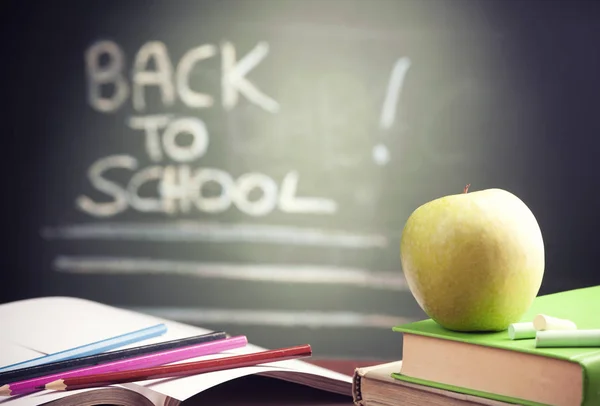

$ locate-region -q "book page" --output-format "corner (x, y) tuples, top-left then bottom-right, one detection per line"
(0, 297), (352, 402)
(0, 384), (161, 406)
(0, 341), (45, 367)
(126, 342), (353, 401)
(359, 361), (403, 382)
(0, 297), (211, 354)
(0, 387), (105, 406)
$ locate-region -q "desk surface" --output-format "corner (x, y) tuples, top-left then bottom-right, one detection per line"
(185, 359), (386, 405)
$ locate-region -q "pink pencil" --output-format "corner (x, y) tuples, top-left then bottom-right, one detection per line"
(0, 336), (247, 396)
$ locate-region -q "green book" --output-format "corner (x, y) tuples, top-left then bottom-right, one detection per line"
(392, 285), (600, 406)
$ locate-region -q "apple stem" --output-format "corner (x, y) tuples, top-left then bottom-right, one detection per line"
(463, 184), (471, 194)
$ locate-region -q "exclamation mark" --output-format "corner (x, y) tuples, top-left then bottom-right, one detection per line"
(374, 57), (412, 166)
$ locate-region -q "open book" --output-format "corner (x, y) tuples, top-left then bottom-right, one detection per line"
(0, 297), (353, 406)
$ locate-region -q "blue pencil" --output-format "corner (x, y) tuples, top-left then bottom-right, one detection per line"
(0, 324), (167, 373)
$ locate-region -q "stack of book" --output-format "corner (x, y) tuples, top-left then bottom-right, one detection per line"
(352, 285), (600, 406)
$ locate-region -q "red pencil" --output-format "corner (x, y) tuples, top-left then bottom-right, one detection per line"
(43, 344), (312, 392)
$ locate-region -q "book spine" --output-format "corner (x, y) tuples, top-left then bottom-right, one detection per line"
(582, 354), (600, 406)
(351, 369), (367, 406)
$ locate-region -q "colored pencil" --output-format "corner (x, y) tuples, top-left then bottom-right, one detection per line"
(0, 336), (247, 396)
(0, 324), (167, 373)
(0, 331), (227, 385)
(43, 344), (312, 392)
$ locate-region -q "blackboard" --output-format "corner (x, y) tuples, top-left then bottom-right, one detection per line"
(5, 0), (600, 360)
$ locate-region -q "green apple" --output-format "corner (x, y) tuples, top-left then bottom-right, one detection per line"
(400, 185), (545, 332)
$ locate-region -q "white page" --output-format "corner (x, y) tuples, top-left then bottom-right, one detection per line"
(0, 297), (197, 353)
(0, 297), (352, 403)
(0, 342), (45, 368)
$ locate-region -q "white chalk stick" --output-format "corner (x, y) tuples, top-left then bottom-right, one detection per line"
(533, 314), (577, 331)
(536, 329), (600, 348)
(508, 322), (537, 340)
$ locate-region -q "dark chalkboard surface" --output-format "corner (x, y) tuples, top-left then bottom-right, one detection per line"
(4, 0), (600, 360)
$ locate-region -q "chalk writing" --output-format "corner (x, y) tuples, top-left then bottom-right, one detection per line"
(221, 41), (280, 113)
(41, 222), (388, 248)
(75, 155), (137, 217)
(79, 39), (413, 221)
(84, 40), (129, 113)
(379, 57), (412, 130)
(53, 255), (407, 290)
(80, 39), (343, 219)
(132, 41), (176, 111)
(123, 306), (412, 329)
(76, 157), (337, 217)
(176, 44), (218, 109)
(373, 57), (412, 166)
(85, 40), (279, 113)
(127, 115), (171, 162)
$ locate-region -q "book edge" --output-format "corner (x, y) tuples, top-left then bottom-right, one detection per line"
(353, 361), (403, 405)
(36, 386), (158, 406)
(352, 366), (367, 405)
(391, 372), (547, 406)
